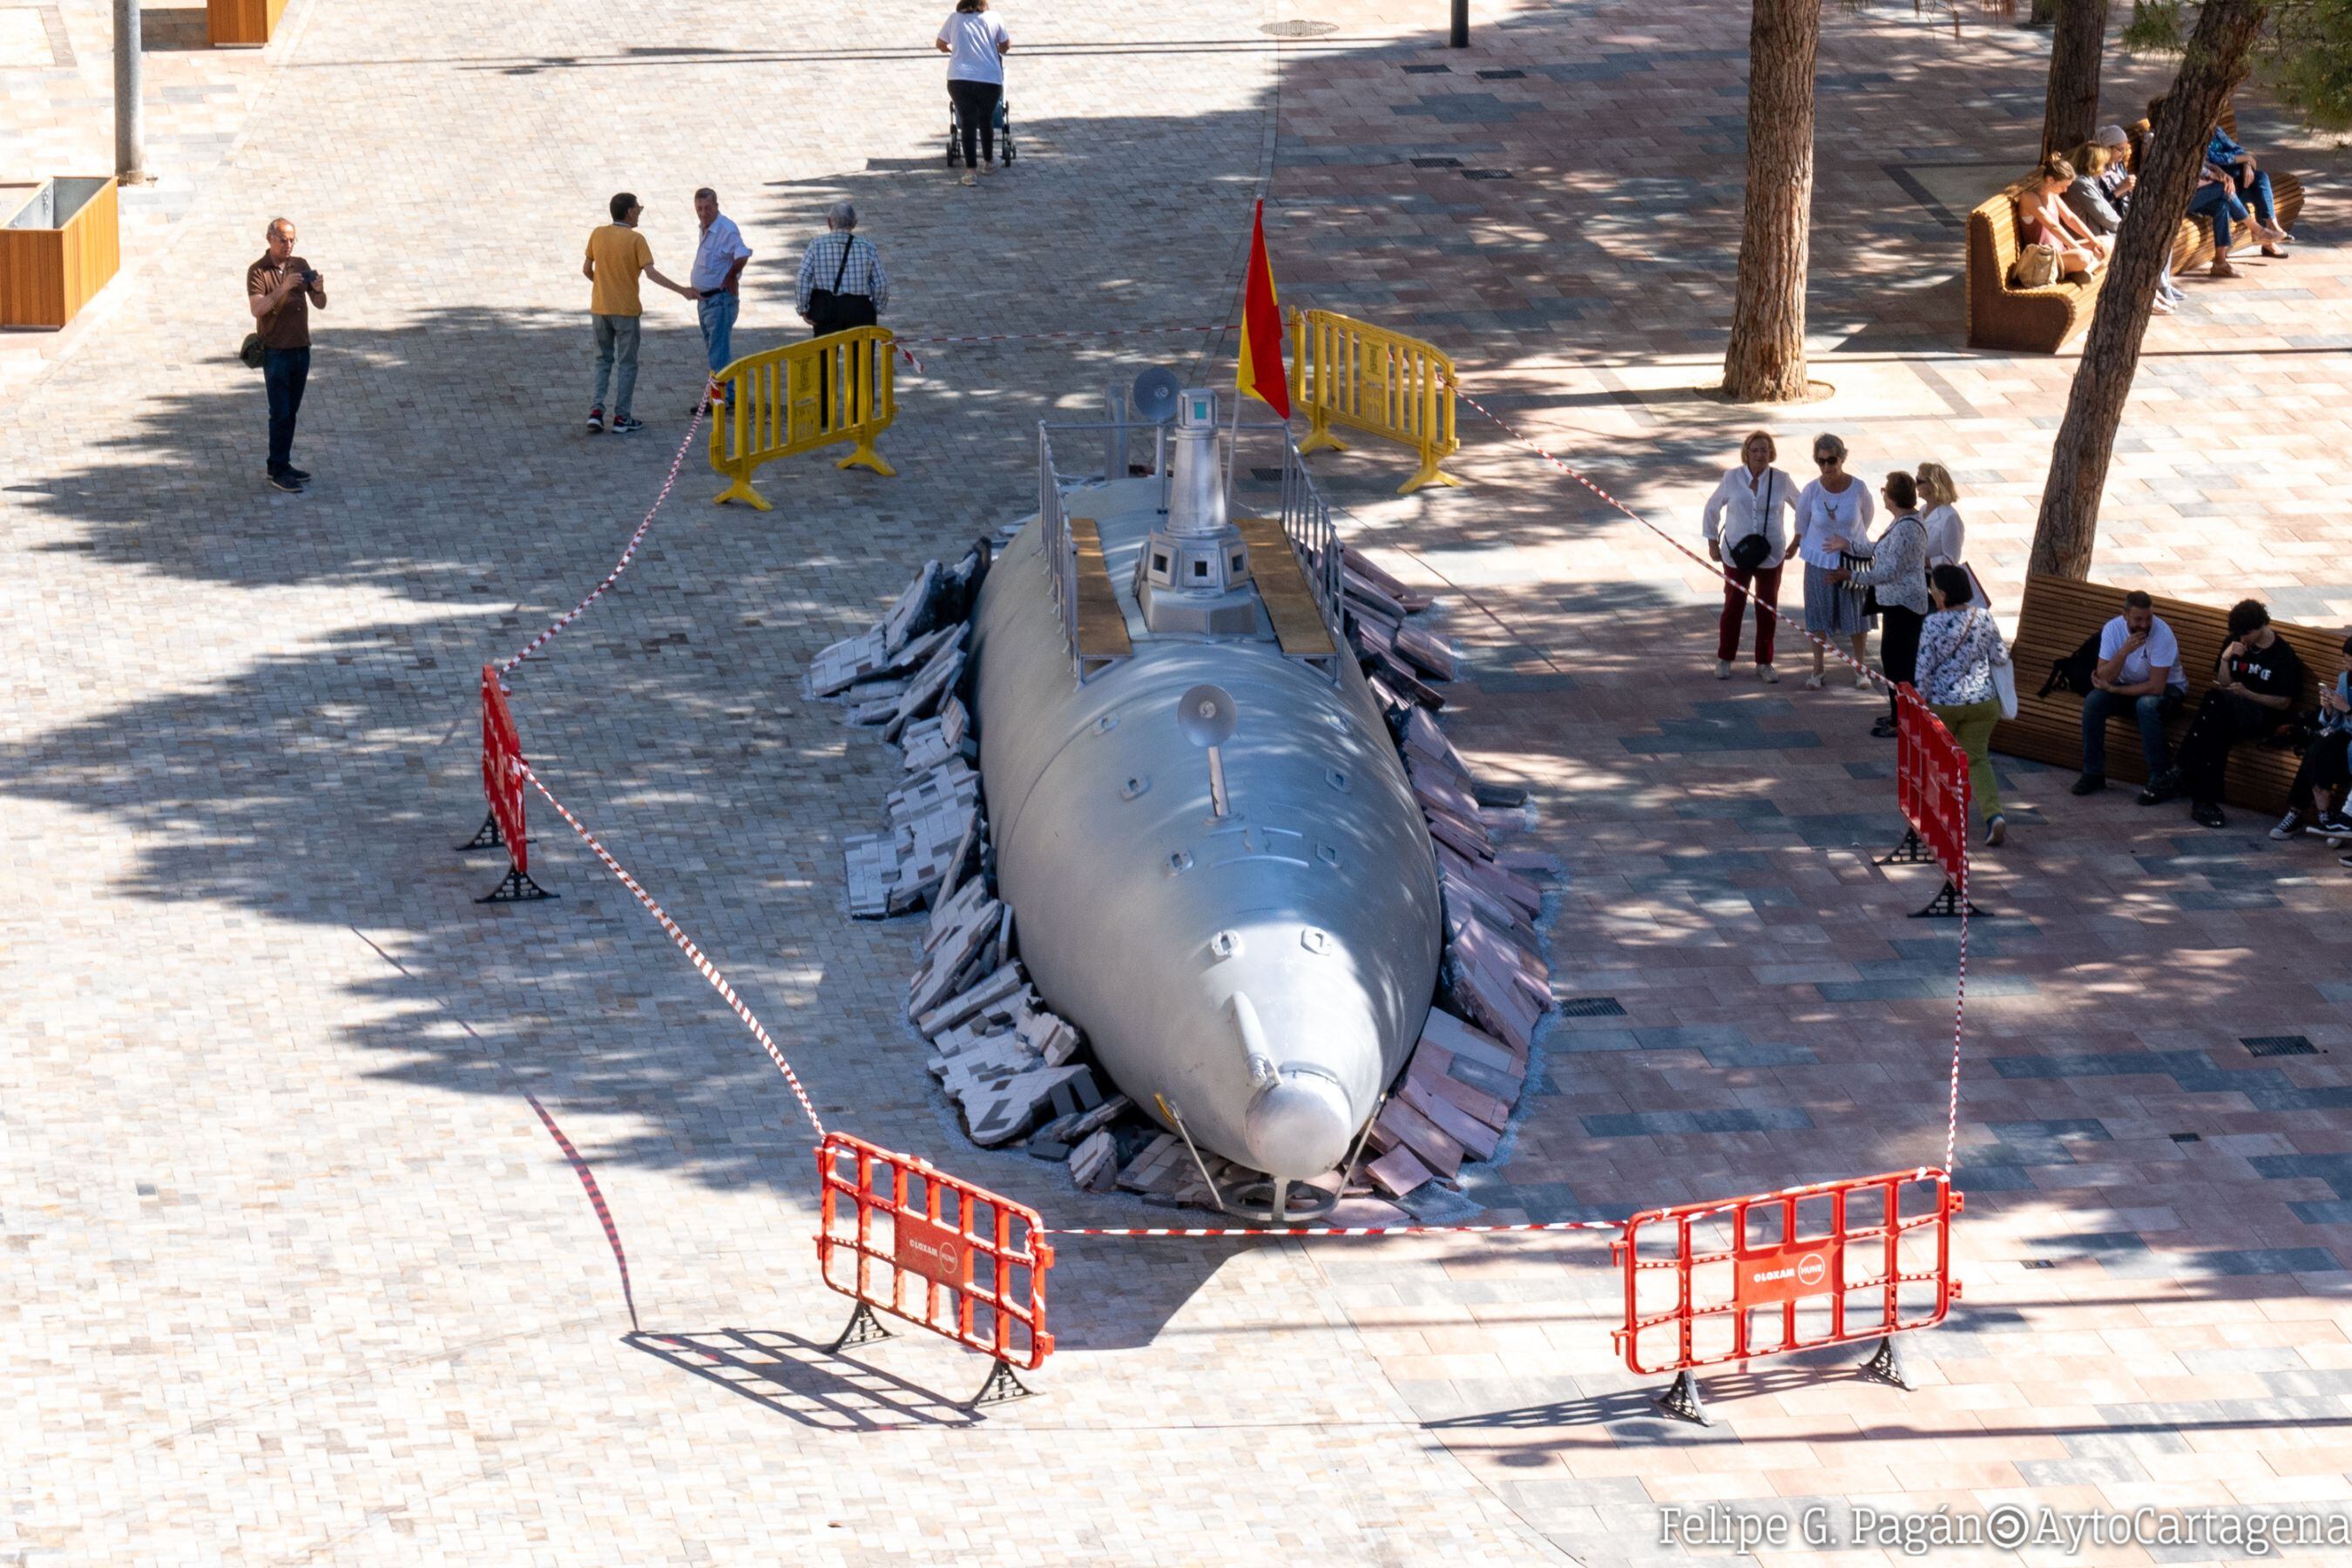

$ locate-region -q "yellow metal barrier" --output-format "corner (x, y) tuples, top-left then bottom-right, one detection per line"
(710, 327), (896, 510)
(1288, 308), (1463, 496)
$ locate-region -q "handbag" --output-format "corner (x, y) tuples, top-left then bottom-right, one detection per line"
(240, 332), (267, 369)
(1726, 470), (1775, 572)
(806, 238), (877, 336)
(1988, 618), (2019, 720)
(2011, 242), (2060, 289)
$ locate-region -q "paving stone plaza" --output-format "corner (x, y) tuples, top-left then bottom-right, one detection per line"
(8, 0), (2352, 1561)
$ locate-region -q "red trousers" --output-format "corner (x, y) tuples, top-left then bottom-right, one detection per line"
(1717, 563), (1782, 664)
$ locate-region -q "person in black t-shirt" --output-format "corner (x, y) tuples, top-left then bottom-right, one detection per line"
(2154, 598), (2307, 828)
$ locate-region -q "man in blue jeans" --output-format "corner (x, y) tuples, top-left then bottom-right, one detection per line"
(2074, 590), (2188, 798)
(245, 218), (326, 493)
(689, 186), (752, 415)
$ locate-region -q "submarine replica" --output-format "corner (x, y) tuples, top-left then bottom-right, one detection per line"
(967, 385), (1445, 1206)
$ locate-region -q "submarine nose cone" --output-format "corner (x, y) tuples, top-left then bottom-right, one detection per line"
(1243, 1070), (1356, 1179)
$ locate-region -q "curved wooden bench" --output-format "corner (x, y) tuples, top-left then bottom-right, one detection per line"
(1992, 574), (2342, 813)
(1965, 109), (2306, 354)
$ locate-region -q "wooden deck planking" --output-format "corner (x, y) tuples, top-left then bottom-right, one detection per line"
(1233, 517), (1338, 659)
(1066, 517), (1133, 660)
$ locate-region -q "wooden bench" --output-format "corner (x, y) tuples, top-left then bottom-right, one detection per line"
(1964, 110), (2306, 354)
(1992, 574), (2342, 812)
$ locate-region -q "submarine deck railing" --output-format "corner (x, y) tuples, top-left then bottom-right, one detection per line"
(1037, 419), (1346, 686)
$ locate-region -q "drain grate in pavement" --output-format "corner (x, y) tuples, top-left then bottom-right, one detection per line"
(1477, 68), (1526, 79)
(1260, 18), (1338, 36)
(1250, 467), (1284, 483)
(2242, 1035), (2319, 1057)
(1463, 168), (1514, 180)
(1558, 996), (1625, 1018)
(2171, 1132), (2202, 1142)
(2022, 1259), (2058, 1269)
(1402, 63), (1451, 74)
(1411, 156), (1463, 168)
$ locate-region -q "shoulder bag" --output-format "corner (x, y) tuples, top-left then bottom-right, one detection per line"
(1727, 473), (1774, 572)
(1984, 612), (2019, 720)
(807, 239), (877, 336)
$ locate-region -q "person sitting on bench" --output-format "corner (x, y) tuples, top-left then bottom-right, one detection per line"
(2074, 589), (2188, 797)
(2207, 118), (2290, 257)
(2152, 598), (2306, 829)
(2019, 154), (2111, 280)
(2275, 634), (2352, 841)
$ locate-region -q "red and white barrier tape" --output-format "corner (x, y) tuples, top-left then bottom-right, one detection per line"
(1443, 377), (1968, 1173)
(1044, 1219), (1624, 1238)
(889, 321), (1238, 378)
(524, 1091), (642, 1332)
(523, 766), (828, 1140)
(501, 403), (709, 675)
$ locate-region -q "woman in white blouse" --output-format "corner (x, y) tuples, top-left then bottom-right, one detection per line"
(1916, 462), (1966, 572)
(1794, 433), (1876, 691)
(1700, 429), (1799, 681)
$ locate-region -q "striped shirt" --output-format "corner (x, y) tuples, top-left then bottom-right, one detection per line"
(794, 232), (889, 317)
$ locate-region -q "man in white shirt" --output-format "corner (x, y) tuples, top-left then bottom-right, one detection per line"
(688, 187), (752, 412)
(2075, 589), (2189, 795)
(1700, 431), (1798, 681)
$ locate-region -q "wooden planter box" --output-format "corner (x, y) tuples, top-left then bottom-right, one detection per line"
(0, 177), (119, 329)
(207, 0), (287, 46)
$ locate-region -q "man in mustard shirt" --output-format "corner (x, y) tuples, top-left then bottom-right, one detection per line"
(584, 192), (694, 434)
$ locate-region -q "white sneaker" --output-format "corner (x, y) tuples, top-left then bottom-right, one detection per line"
(1760, 665), (1779, 684)
(1714, 659), (1733, 679)
(1855, 668), (1873, 690)
(1803, 672), (1824, 691)
(958, 172), (977, 186)
(1984, 814), (2007, 846)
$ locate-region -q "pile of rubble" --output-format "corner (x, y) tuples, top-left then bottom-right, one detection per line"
(811, 535), (1557, 1212)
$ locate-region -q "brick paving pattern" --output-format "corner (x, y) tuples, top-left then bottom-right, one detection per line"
(5, 0), (2350, 1562)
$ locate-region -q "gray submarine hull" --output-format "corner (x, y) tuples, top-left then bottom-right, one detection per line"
(968, 475), (1443, 1179)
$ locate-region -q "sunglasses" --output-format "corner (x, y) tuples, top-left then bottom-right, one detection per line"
(1814, 454), (1838, 464)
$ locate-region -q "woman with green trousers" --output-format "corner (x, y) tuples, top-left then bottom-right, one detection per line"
(1915, 563), (2013, 846)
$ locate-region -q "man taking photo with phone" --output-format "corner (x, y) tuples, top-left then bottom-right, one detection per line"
(247, 217), (326, 494)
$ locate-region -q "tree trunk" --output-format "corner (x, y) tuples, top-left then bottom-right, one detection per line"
(1720, 0), (1820, 402)
(2040, 0), (2111, 158)
(2028, 0), (2268, 580)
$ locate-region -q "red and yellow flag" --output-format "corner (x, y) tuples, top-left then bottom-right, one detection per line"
(1236, 199), (1291, 420)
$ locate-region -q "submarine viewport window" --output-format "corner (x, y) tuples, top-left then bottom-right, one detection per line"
(1193, 560), (1208, 578)
(1152, 552), (1167, 571)
(1230, 553), (1244, 573)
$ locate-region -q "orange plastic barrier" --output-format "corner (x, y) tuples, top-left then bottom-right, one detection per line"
(1612, 1167), (1963, 1423)
(814, 1132), (1054, 1404)
(464, 665), (552, 902)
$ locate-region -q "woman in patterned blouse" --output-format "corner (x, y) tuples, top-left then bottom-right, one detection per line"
(1915, 562), (2014, 846)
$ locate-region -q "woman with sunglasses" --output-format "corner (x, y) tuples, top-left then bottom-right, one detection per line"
(1793, 434), (1875, 690)
(1835, 470), (1932, 740)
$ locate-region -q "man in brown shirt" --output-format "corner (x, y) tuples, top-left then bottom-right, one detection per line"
(246, 217), (327, 492)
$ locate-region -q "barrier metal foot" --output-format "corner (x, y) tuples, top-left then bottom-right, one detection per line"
(1654, 1370), (1711, 1427)
(1876, 828), (1932, 866)
(835, 443), (896, 477)
(1297, 429), (1349, 456)
(1858, 1334), (1913, 1390)
(1397, 463), (1466, 496)
(476, 867), (557, 904)
(1911, 879), (1983, 920)
(829, 1301), (895, 1353)
(969, 1360), (1036, 1408)
(713, 474), (772, 511)
(456, 811), (504, 852)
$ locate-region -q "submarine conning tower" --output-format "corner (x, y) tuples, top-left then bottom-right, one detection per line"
(966, 386), (1444, 1193)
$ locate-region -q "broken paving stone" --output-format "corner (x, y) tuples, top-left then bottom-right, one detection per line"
(882, 560), (942, 654)
(916, 961), (1024, 1037)
(806, 625), (887, 697)
(1070, 1130), (1119, 1192)
(842, 831), (905, 919)
(963, 1064), (1091, 1146)
(1027, 1139), (1071, 1161)
(1116, 1132), (1186, 1194)
(1034, 1092), (1131, 1146)
(1365, 1143), (1436, 1199)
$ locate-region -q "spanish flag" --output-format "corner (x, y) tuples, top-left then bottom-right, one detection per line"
(1236, 200), (1291, 421)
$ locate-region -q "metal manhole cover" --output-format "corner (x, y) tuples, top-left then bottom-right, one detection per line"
(2243, 1035), (2319, 1057)
(1260, 19), (1338, 37)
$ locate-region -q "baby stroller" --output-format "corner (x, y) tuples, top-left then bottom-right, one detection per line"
(945, 92), (1015, 166)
